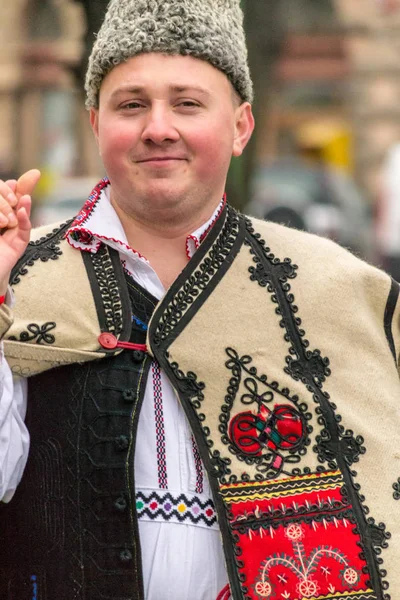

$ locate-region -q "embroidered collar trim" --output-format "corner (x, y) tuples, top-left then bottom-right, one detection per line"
(185, 194), (226, 259)
(66, 178), (226, 261)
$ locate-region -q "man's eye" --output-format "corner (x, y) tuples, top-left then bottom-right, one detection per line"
(121, 102), (143, 109)
(178, 101), (199, 108)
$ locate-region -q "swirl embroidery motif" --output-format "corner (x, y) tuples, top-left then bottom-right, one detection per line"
(9, 322), (56, 345)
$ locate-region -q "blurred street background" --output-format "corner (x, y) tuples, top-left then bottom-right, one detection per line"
(3, 0), (400, 276)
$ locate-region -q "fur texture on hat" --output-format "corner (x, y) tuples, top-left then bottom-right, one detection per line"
(85, 0), (253, 108)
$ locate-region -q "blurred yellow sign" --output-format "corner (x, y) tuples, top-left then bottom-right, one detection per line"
(296, 119), (353, 172)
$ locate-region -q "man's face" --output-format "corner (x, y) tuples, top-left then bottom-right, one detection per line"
(90, 53), (254, 222)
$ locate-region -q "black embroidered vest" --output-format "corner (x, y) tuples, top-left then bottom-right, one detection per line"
(0, 276), (157, 600)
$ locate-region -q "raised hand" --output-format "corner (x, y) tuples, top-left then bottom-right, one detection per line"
(0, 169), (41, 295)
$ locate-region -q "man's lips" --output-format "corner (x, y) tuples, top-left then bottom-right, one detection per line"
(136, 157), (187, 163)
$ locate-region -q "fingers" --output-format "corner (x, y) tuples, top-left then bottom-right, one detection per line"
(5, 180), (17, 194)
(17, 169), (41, 198)
(0, 195), (32, 254)
(16, 195), (32, 231)
(15, 199), (32, 245)
(0, 180), (18, 210)
(0, 169), (39, 231)
(0, 188), (18, 229)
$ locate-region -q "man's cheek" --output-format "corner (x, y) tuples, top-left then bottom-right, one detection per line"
(101, 149), (134, 182)
(197, 144), (232, 177)
(100, 123), (134, 150)
(100, 134), (134, 165)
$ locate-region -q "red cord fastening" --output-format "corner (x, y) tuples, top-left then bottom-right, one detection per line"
(98, 332), (147, 353)
(0, 295), (6, 305)
(216, 584), (231, 600)
(116, 341), (147, 351)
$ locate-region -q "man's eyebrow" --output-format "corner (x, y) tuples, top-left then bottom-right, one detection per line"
(110, 85), (211, 98)
(169, 85), (211, 97)
(110, 86), (145, 98)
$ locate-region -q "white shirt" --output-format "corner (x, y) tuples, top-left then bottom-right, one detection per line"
(0, 181), (228, 599)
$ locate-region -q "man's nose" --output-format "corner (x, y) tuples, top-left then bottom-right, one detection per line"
(141, 106), (180, 144)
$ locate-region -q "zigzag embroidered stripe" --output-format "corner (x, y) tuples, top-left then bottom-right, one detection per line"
(191, 434), (204, 494)
(152, 360), (168, 489)
(135, 491), (217, 528)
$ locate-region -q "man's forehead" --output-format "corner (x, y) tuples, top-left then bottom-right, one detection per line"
(99, 53), (235, 103)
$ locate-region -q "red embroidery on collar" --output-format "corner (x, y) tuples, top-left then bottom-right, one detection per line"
(185, 234), (200, 259)
(67, 182), (226, 262)
(185, 195), (227, 259)
(199, 193), (226, 244)
(66, 178), (147, 259)
(70, 177), (109, 229)
(66, 227), (147, 259)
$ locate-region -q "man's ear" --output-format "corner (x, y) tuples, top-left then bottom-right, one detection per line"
(89, 108), (99, 142)
(232, 103), (255, 157)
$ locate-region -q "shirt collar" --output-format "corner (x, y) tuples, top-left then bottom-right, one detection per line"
(66, 178), (226, 262)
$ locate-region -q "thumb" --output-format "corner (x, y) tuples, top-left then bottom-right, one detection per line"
(16, 169), (41, 198)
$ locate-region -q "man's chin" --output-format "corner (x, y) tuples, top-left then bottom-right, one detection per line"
(140, 184), (190, 206)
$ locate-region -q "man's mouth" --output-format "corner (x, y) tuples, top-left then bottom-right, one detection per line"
(137, 157), (186, 163)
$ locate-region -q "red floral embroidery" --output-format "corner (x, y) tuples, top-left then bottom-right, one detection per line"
(229, 404), (304, 457)
(222, 471), (374, 600)
(228, 403), (306, 477)
(251, 521), (362, 598)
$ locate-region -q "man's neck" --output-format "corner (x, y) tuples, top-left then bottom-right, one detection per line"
(125, 221), (189, 290)
(111, 199), (221, 290)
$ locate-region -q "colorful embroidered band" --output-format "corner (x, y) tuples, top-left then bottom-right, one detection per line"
(135, 491), (218, 528)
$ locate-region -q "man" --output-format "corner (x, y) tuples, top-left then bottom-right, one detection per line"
(0, 1), (400, 599)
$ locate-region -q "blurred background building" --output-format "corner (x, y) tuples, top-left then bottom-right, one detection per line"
(3, 0), (400, 274)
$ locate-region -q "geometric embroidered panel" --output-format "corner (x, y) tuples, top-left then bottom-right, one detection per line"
(221, 471), (376, 599)
(136, 490), (218, 529)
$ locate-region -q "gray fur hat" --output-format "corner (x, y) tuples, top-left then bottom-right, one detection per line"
(85, 0), (253, 108)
